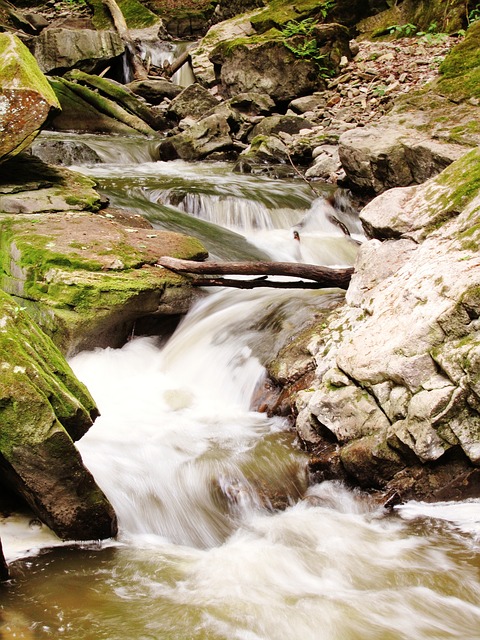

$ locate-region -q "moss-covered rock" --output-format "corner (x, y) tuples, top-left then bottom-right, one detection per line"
(87, 0), (158, 30)
(0, 33), (60, 163)
(49, 77), (157, 137)
(0, 289), (117, 540)
(0, 154), (102, 214)
(437, 20), (480, 102)
(0, 187), (207, 354)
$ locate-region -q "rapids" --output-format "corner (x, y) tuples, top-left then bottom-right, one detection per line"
(1, 135), (480, 640)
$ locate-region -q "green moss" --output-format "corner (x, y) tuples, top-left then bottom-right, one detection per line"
(211, 29), (283, 58)
(250, 0), (327, 34)
(0, 290), (97, 451)
(87, 0), (158, 29)
(0, 33), (59, 109)
(437, 21), (480, 101)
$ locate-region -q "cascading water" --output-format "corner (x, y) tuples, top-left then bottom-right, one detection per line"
(138, 40), (196, 86)
(1, 134), (480, 639)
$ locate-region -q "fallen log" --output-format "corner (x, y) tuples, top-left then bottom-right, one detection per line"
(156, 257), (353, 289)
(163, 48), (191, 78)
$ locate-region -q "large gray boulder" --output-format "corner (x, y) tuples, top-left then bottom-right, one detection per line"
(167, 83), (219, 121)
(158, 113), (233, 160)
(0, 33), (60, 163)
(338, 126), (466, 194)
(0, 289), (117, 540)
(33, 28), (124, 75)
(294, 149), (480, 501)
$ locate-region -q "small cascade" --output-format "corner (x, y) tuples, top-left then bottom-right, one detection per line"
(138, 39), (196, 86)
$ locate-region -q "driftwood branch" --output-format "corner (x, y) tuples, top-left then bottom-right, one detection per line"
(156, 257), (353, 290)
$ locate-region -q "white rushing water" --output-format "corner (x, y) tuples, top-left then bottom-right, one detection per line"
(1, 151), (480, 640)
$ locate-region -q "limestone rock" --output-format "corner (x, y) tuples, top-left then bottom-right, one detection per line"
(0, 155), (102, 214)
(248, 115), (314, 142)
(167, 83), (219, 121)
(0, 289), (117, 540)
(190, 11), (257, 87)
(0, 33), (60, 163)
(290, 150), (480, 500)
(34, 28), (124, 75)
(338, 126), (466, 194)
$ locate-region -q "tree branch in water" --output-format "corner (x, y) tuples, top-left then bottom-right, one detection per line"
(156, 257), (353, 290)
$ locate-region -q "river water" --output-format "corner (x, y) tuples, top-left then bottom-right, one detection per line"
(1, 135), (480, 639)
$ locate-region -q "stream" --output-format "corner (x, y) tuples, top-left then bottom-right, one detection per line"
(1, 134), (480, 639)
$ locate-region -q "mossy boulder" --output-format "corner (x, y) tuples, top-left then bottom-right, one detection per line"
(0, 289), (117, 540)
(0, 158), (208, 354)
(48, 77), (144, 136)
(0, 33), (60, 164)
(158, 113), (234, 161)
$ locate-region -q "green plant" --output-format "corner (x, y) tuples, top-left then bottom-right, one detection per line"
(282, 18), (317, 37)
(372, 84), (387, 97)
(468, 4), (480, 24)
(319, 0), (335, 20)
(386, 22), (418, 37)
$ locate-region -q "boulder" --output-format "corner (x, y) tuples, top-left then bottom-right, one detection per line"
(292, 149), (480, 501)
(33, 28), (125, 75)
(190, 11), (257, 87)
(0, 33), (60, 163)
(0, 154), (102, 214)
(0, 289), (117, 540)
(127, 78), (183, 103)
(158, 113), (233, 161)
(234, 134), (289, 174)
(167, 83), (219, 121)
(228, 92), (275, 116)
(338, 126), (465, 194)
(210, 37), (321, 103)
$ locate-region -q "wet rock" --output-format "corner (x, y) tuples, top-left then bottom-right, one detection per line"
(167, 83), (219, 122)
(33, 27), (124, 75)
(31, 138), (103, 166)
(234, 134), (289, 174)
(127, 78), (183, 104)
(0, 33), (60, 163)
(0, 289), (117, 540)
(0, 154), (102, 214)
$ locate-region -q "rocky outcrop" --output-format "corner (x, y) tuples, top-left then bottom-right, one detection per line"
(290, 150), (480, 501)
(0, 289), (117, 540)
(0, 33), (60, 164)
(0, 154), (207, 354)
(33, 27), (125, 75)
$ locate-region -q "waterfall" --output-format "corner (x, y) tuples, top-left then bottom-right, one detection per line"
(2, 139), (480, 640)
(138, 40), (196, 86)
